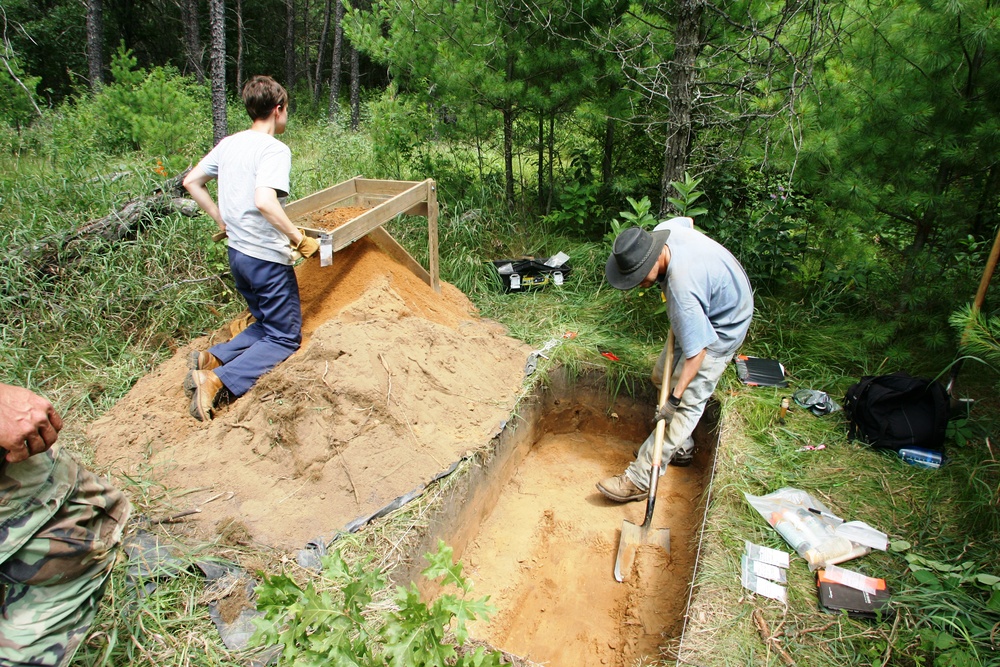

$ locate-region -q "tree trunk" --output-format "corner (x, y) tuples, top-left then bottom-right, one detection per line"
(235, 0), (245, 93)
(350, 45), (360, 130)
(658, 0), (703, 217)
(303, 0), (313, 94)
(602, 117), (614, 187)
(547, 113), (554, 214)
(972, 164), (999, 239)
(208, 0), (228, 145)
(537, 113), (544, 209)
(898, 162), (951, 307)
(86, 0), (104, 89)
(503, 106), (515, 207)
(327, 0), (344, 121)
(285, 0), (295, 92)
(314, 0), (332, 103)
(502, 49), (516, 208)
(180, 0), (204, 84)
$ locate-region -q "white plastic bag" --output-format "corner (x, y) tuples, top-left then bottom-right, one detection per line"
(744, 487), (870, 570)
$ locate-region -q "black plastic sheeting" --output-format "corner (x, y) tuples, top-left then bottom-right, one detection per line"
(294, 455), (466, 570)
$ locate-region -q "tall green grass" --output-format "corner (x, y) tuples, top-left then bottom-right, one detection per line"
(1, 94), (997, 666)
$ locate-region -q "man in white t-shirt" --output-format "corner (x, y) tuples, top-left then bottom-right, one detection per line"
(182, 76), (319, 421)
(598, 220), (753, 502)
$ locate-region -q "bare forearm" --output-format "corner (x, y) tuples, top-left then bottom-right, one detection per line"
(255, 188), (303, 245)
(188, 186), (224, 230)
(673, 349), (707, 399)
(183, 167), (225, 232)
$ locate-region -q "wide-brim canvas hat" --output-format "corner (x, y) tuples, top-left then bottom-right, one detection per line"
(605, 226), (671, 290)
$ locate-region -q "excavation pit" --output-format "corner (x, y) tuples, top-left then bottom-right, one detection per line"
(398, 370), (720, 667)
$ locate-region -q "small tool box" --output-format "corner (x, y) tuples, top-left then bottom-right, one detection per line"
(491, 254), (572, 292)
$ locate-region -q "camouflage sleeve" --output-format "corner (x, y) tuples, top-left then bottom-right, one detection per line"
(0, 447), (130, 667)
(1, 448), (72, 564)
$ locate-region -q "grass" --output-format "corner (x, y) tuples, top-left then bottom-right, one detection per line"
(2, 113), (998, 666)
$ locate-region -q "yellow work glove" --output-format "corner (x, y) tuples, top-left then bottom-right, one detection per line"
(293, 232), (320, 259)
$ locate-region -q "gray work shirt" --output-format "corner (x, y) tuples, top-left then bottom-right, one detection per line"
(656, 222), (753, 359)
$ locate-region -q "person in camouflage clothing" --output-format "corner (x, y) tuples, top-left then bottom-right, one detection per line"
(0, 382), (130, 666)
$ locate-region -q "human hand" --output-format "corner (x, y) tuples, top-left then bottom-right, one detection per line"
(0, 383), (63, 463)
(294, 232), (320, 259)
(652, 396), (680, 424)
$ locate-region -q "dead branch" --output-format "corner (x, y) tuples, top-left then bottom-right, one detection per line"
(151, 508), (202, 524)
(63, 196), (201, 246)
(1, 8), (43, 118)
(753, 609), (796, 667)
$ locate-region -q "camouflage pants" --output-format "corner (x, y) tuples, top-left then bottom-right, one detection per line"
(0, 448), (130, 667)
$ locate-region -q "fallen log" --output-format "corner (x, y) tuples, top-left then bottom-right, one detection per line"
(63, 195), (200, 245)
(11, 169), (199, 277)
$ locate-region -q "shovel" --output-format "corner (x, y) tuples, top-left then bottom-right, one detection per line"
(614, 330), (673, 582)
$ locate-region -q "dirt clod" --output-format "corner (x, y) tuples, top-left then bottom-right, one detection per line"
(216, 518), (253, 546)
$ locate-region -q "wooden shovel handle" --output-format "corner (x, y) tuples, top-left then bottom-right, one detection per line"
(643, 329), (674, 527)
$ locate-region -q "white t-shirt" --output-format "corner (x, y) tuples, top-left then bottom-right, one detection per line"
(197, 130), (293, 265)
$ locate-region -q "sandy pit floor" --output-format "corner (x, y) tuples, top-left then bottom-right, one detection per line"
(461, 408), (712, 667)
(88, 231), (532, 551)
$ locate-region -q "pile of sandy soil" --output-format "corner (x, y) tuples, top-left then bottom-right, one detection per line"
(89, 235), (532, 551)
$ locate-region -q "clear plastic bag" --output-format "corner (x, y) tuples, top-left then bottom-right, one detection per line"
(744, 487), (870, 570)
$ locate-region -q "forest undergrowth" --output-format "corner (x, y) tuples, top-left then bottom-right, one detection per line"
(1, 101), (998, 666)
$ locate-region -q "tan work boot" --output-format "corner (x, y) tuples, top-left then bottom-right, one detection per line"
(184, 351), (222, 396)
(189, 369), (223, 422)
(596, 474), (648, 503)
(189, 350), (222, 371)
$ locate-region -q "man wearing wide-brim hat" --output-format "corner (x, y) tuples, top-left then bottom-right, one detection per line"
(598, 218), (753, 502)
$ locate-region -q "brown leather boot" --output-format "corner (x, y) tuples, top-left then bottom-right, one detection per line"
(596, 474), (648, 503)
(189, 369), (223, 421)
(189, 350), (222, 371)
(184, 351), (222, 396)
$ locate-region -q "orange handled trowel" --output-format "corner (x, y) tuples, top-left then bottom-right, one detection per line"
(614, 330), (673, 582)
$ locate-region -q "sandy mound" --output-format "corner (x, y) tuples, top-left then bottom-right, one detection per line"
(89, 236), (532, 550)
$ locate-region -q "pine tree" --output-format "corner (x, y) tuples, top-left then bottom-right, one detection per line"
(797, 0), (1000, 296)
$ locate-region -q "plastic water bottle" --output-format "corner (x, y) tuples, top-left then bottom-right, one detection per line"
(770, 511), (810, 551)
(898, 448), (943, 469)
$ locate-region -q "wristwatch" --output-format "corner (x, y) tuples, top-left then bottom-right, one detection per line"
(668, 393), (681, 407)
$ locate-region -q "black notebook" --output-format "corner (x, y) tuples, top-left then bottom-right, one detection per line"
(817, 570), (893, 620)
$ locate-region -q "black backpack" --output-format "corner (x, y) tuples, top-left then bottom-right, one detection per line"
(843, 372), (951, 453)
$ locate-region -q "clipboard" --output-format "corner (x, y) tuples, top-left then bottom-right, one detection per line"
(735, 355), (788, 387)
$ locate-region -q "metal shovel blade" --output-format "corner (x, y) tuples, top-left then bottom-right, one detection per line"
(613, 328), (674, 583)
(614, 521), (670, 582)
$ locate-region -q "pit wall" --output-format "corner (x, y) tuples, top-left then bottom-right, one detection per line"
(392, 367), (721, 590)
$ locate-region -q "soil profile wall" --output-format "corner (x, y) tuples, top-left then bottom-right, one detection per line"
(395, 368), (721, 667)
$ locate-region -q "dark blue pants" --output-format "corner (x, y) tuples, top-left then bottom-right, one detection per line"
(210, 248), (302, 397)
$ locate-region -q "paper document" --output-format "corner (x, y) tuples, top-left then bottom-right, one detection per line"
(835, 521), (888, 551)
